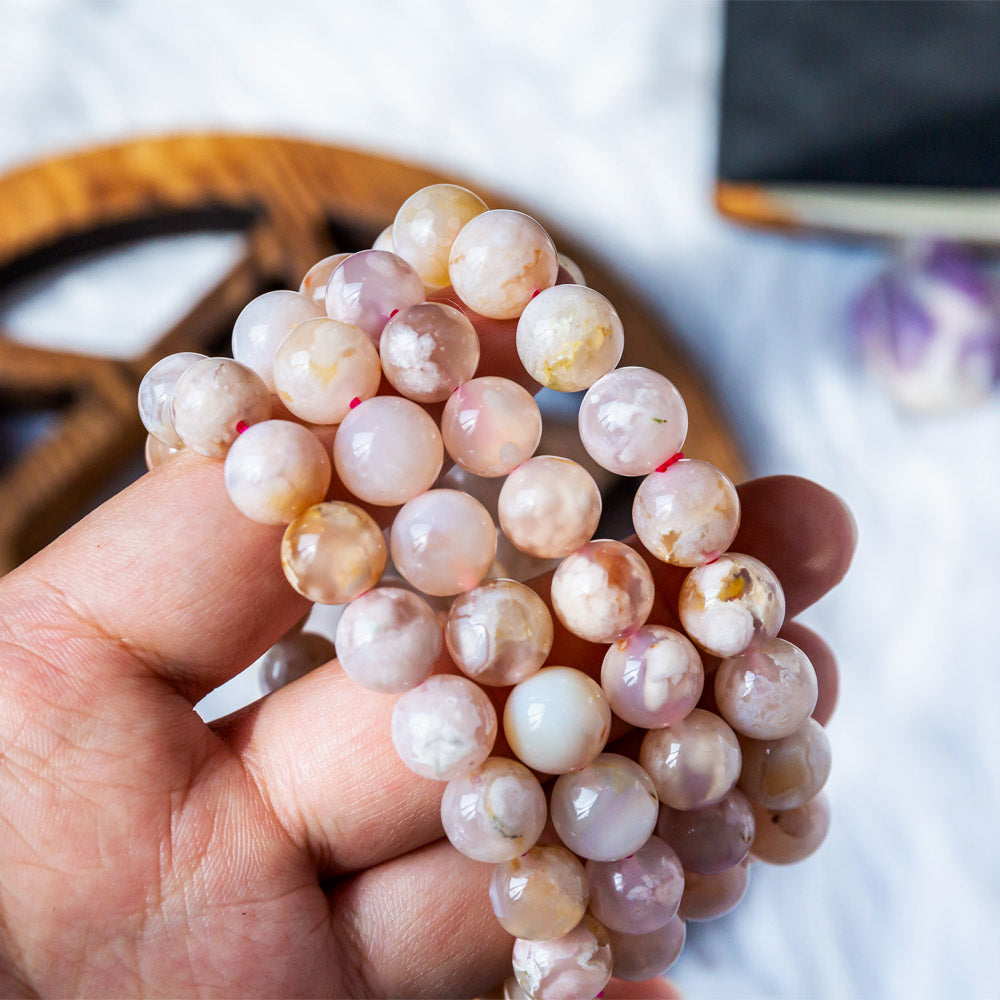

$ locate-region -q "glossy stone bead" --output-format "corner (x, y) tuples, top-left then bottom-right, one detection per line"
(678, 857), (750, 921)
(715, 637), (818, 739)
(639, 709), (742, 811)
(549, 539), (655, 644)
(232, 290), (323, 391)
(512, 913), (613, 1000)
(224, 419), (332, 524)
(258, 632), (335, 694)
(503, 977), (532, 1000)
(657, 788), (755, 875)
(578, 366), (688, 475)
(333, 396), (443, 505)
(556, 252), (586, 285)
(586, 835), (684, 934)
(372, 225), (394, 252)
(632, 458), (740, 566)
(445, 578), (553, 686)
(504, 666), (611, 774)
(171, 357), (272, 458)
(379, 301), (480, 402)
(441, 376), (542, 477)
(299, 252), (352, 304)
(144, 434), (182, 470)
(751, 792), (831, 865)
(334, 587), (442, 693)
(600, 625), (704, 729)
(390, 674), (497, 780)
(606, 915), (686, 981)
(441, 757), (547, 862)
(138, 351), (205, 447)
(678, 553), (785, 657)
(498, 456), (602, 559)
(281, 501), (386, 604)
(516, 284), (625, 392)
(738, 718), (832, 810)
(551, 753), (659, 862)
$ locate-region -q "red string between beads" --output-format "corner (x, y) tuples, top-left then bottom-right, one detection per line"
(349, 397), (361, 409)
(389, 309), (399, 319)
(655, 451), (684, 473)
(235, 420), (249, 435)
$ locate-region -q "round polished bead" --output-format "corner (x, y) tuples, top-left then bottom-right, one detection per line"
(504, 666), (611, 774)
(490, 845), (588, 941)
(551, 753), (659, 861)
(272, 317), (381, 425)
(441, 757), (547, 862)
(678, 553), (785, 657)
(550, 540), (655, 644)
(578, 366), (688, 475)
(334, 587), (442, 693)
(516, 284), (625, 392)
(299, 252), (352, 305)
(449, 209), (558, 320)
(441, 376), (542, 477)
(371, 225), (394, 252)
(171, 357), (272, 458)
(379, 301), (480, 403)
(751, 792), (831, 865)
(556, 252), (586, 285)
(639, 709), (742, 811)
(325, 249), (425, 345)
(678, 857), (751, 921)
(144, 434), (182, 470)
(390, 674), (497, 781)
(738, 718), (832, 810)
(503, 977), (532, 1000)
(333, 396), (443, 505)
(715, 637), (818, 739)
(512, 913), (613, 1000)
(606, 915), (686, 981)
(600, 625), (704, 729)
(258, 632), (335, 694)
(657, 788), (755, 875)
(224, 420), (332, 525)
(138, 351), (205, 447)
(281, 501), (386, 604)
(633, 459), (740, 566)
(392, 184), (488, 289)
(232, 290), (323, 391)
(445, 579), (553, 686)
(498, 456), (602, 559)
(586, 835), (684, 934)
(389, 489), (497, 597)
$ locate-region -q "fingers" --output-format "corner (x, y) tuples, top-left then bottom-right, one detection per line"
(782, 620), (839, 726)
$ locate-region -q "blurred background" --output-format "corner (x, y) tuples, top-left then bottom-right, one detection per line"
(2, 1), (999, 996)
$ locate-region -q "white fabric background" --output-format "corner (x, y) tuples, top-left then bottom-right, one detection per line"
(2, 2), (999, 997)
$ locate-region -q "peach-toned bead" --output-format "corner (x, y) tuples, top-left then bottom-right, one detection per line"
(751, 792), (831, 865)
(299, 253), (351, 305)
(232, 290), (323, 391)
(738, 718), (832, 810)
(657, 788), (755, 874)
(371, 225), (394, 251)
(556, 252), (586, 285)
(144, 434), (182, 470)
(281, 502), (386, 604)
(138, 351), (205, 447)
(678, 858), (750, 921)
(512, 913), (613, 1000)
(606, 915), (686, 981)
(503, 977), (532, 1000)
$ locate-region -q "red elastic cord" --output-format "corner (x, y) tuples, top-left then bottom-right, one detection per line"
(235, 420), (249, 435)
(349, 397), (361, 409)
(655, 451), (684, 473)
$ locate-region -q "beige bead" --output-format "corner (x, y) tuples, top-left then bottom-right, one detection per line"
(738, 718), (832, 809)
(751, 792), (831, 865)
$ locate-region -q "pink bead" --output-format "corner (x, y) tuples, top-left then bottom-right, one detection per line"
(657, 788), (755, 874)
(299, 253), (351, 305)
(738, 718), (832, 810)
(606, 915), (686, 981)
(751, 792), (831, 865)
(138, 351), (205, 447)
(678, 857), (751, 921)
(600, 625), (704, 729)
(512, 913), (613, 1000)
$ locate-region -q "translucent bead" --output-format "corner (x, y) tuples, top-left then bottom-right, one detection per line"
(678, 857), (750, 921)
(657, 788), (755, 875)
(512, 913), (613, 1000)
(144, 434), (181, 470)
(281, 501), (386, 604)
(549, 539), (655, 644)
(445, 578), (553, 686)
(390, 674), (496, 781)
(678, 553), (785, 657)
(606, 915), (686, 981)
(498, 456), (602, 559)
(503, 977), (532, 1000)
(600, 625), (704, 729)
(586, 835), (684, 934)
(392, 183), (488, 289)
(556, 252), (586, 285)
(632, 459), (740, 566)
(325, 249), (425, 345)
(751, 792), (831, 865)
(334, 587), (441, 693)
(441, 757), (547, 862)
(232, 290), (323, 391)
(577, 366), (688, 476)
(389, 489), (497, 597)
(272, 317), (381, 425)
(441, 376), (542, 477)
(551, 753), (659, 862)
(715, 637), (818, 739)
(738, 718), (832, 810)
(224, 420), (331, 525)
(379, 302), (480, 402)
(171, 357), (272, 458)
(490, 844), (588, 941)
(504, 666), (611, 774)
(333, 396), (443, 506)
(138, 351), (205, 447)
(449, 209), (558, 320)
(639, 709), (742, 811)
(516, 285), (625, 392)
(299, 252), (352, 305)
(258, 632), (335, 693)
(371, 225), (394, 252)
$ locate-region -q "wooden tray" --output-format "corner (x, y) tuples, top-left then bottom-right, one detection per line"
(0, 133), (746, 574)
